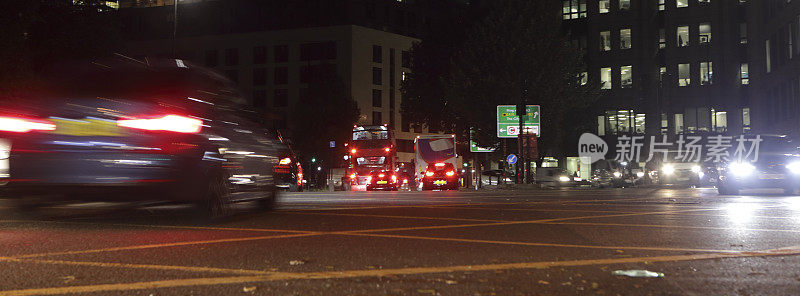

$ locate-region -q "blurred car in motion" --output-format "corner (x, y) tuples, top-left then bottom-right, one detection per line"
(365, 170), (399, 191)
(658, 162), (704, 186)
(0, 57), (286, 218)
(717, 136), (800, 195)
(536, 167), (589, 188)
(421, 162), (459, 190)
(273, 137), (303, 192)
(480, 169), (514, 186)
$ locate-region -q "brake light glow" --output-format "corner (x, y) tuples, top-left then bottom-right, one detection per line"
(435, 163), (446, 167)
(446, 171), (455, 176)
(378, 173), (385, 178)
(384, 147), (391, 152)
(391, 175), (397, 183)
(350, 148), (357, 154)
(350, 173), (356, 179)
(279, 157), (292, 165)
(118, 115), (202, 133)
(0, 116), (56, 133)
(425, 171), (434, 177)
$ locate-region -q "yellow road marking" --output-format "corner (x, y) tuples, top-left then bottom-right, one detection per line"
(3, 258), (276, 276)
(541, 221), (800, 233)
(2, 245), (799, 296)
(11, 233), (322, 259)
(0, 219), (318, 234)
(342, 232), (737, 253)
(282, 211), (506, 223)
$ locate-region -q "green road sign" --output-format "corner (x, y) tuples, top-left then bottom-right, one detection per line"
(470, 139), (495, 152)
(497, 105), (540, 138)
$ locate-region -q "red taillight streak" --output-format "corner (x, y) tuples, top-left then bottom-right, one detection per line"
(279, 157), (292, 165)
(0, 116), (56, 133)
(118, 115), (202, 134)
(384, 147), (390, 152)
(425, 171), (434, 177)
(350, 148), (357, 154)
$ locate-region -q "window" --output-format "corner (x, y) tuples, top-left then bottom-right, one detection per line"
(677, 26), (689, 47)
(620, 29), (632, 49)
(661, 113), (668, 134)
(658, 0), (665, 11)
(635, 113), (645, 134)
(740, 23), (748, 44)
(678, 63), (690, 86)
(204, 49), (218, 67)
(659, 67), (667, 82)
(300, 65), (311, 83)
(274, 67), (288, 85)
(674, 113), (684, 133)
(253, 68), (266, 86)
(372, 111), (383, 125)
(711, 109), (727, 132)
(677, 0), (688, 7)
(597, 116), (605, 136)
(659, 28), (665, 49)
(766, 40), (772, 73)
(599, 0), (610, 13)
(372, 45), (382, 63)
(389, 90), (396, 110)
(742, 107), (751, 133)
(562, 0), (587, 19)
(300, 42), (337, 61)
(401, 50), (410, 68)
(700, 62), (713, 85)
(373, 67), (382, 85)
(789, 26), (794, 58)
(699, 23), (711, 44)
(600, 31), (611, 51)
(372, 89), (382, 107)
(273, 89), (288, 107)
(224, 48), (238, 66)
(603, 110), (643, 134)
(619, 0), (630, 10)
(740, 63), (749, 85)
(580, 72), (588, 85)
(274, 45), (288, 63)
(620, 65), (632, 88)
(600, 67), (612, 89)
(253, 46), (266, 64)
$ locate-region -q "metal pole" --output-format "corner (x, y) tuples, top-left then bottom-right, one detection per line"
(172, 0), (178, 57)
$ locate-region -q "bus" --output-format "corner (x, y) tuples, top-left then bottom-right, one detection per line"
(345, 125), (396, 190)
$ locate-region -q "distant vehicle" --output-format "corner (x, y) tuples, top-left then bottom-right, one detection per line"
(273, 140), (303, 192)
(658, 162), (704, 186)
(536, 168), (587, 188)
(481, 169), (514, 186)
(414, 134), (458, 189)
(346, 125), (395, 191)
(421, 162), (459, 190)
(717, 136), (800, 195)
(0, 57), (283, 219)
(365, 170), (399, 191)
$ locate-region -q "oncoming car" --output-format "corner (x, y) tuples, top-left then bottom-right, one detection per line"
(717, 136), (800, 195)
(0, 57), (284, 219)
(365, 170), (399, 191)
(421, 162), (459, 190)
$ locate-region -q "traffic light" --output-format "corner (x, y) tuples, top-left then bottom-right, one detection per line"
(311, 158), (316, 163)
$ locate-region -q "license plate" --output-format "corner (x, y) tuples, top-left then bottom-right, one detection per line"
(377, 180), (388, 184)
(759, 173), (785, 180)
(434, 180), (447, 185)
(50, 118), (122, 136)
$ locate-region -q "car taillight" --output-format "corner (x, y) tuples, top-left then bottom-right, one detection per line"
(446, 171), (455, 176)
(425, 171), (434, 177)
(117, 115), (202, 133)
(350, 173), (356, 179)
(279, 157), (291, 165)
(350, 148), (357, 154)
(435, 163), (446, 167)
(0, 116), (56, 133)
(384, 147), (391, 152)
(391, 175), (397, 183)
(378, 173), (385, 178)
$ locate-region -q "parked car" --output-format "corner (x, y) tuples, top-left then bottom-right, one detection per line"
(421, 162), (459, 190)
(0, 57), (285, 219)
(365, 170), (399, 191)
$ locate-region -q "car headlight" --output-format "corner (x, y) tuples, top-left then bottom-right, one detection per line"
(612, 171), (622, 178)
(559, 176), (571, 182)
(636, 172), (645, 178)
(787, 162), (800, 174)
(728, 162), (755, 177)
(691, 165), (701, 173)
(662, 164), (675, 175)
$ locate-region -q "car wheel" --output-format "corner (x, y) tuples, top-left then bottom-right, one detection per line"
(257, 187), (278, 211)
(200, 173), (232, 221)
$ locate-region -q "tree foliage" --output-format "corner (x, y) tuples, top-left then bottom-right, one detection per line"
(289, 66), (360, 165)
(402, 0), (597, 159)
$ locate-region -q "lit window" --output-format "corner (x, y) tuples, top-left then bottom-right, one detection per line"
(700, 62), (713, 85)
(658, 0), (665, 11)
(711, 109), (727, 133)
(678, 63), (690, 86)
(699, 23), (711, 44)
(599, 0), (610, 13)
(677, 0), (688, 7)
(562, 0), (587, 19)
(677, 26), (689, 47)
(597, 116), (605, 136)
(635, 113), (645, 134)
(740, 63), (749, 85)
(620, 65), (633, 88)
(659, 28), (665, 49)
(620, 29), (632, 49)
(739, 23), (747, 44)
(674, 114), (684, 133)
(600, 67), (612, 89)
(600, 31), (611, 51)
(660, 113), (668, 134)
(698, 0), (710, 4)
(619, 0), (630, 10)
(579, 72), (588, 85)
(659, 67), (667, 82)
(742, 108), (751, 133)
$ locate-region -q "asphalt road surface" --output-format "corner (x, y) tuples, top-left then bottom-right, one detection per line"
(2, 187), (800, 295)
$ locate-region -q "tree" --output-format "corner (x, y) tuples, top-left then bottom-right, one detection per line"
(289, 65), (360, 167)
(0, 0), (121, 96)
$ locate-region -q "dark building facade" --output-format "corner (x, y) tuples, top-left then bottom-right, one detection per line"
(562, 0), (755, 137)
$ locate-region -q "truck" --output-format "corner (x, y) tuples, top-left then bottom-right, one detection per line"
(345, 125), (396, 191)
(414, 134), (459, 189)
